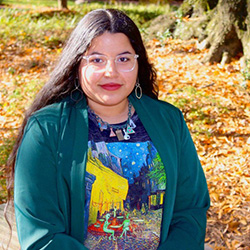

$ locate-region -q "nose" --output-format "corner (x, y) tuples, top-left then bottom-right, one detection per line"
(104, 59), (118, 76)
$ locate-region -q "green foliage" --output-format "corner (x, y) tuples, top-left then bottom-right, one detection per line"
(123, 4), (165, 24)
(147, 152), (166, 187)
(241, 59), (250, 81)
(0, 7), (80, 48)
(0, 76), (44, 202)
(0, 2), (167, 49)
(166, 86), (228, 136)
(2, 0), (75, 7)
(0, 135), (16, 203)
(156, 29), (172, 46)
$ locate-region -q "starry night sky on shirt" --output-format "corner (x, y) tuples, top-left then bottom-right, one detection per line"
(88, 111), (158, 183)
(106, 141), (157, 184)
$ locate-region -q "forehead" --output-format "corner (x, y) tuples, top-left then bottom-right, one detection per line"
(86, 32), (135, 55)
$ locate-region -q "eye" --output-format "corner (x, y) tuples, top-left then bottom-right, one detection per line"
(89, 55), (106, 64)
(91, 58), (103, 63)
(117, 55), (131, 63)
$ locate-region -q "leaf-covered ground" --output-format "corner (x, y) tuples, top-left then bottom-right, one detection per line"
(1, 8), (250, 250)
(147, 38), (250, 250)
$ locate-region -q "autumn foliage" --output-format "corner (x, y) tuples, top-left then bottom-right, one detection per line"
(0, 6), (250, 250)
(147, 38), (250, 250)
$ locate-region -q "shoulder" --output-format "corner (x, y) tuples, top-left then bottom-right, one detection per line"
(32, 98), (71, 120)
(30, 95), (87, 124)
(25, 96), (83, 134)
(129, 94), (186, 136)
(144, 95), (180, 112)
(130, 94), (182, 120)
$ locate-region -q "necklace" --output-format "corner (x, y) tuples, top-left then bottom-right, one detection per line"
(87, 101), (136, 141)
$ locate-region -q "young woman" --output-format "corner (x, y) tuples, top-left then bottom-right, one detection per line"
(8, 8), (210, 250)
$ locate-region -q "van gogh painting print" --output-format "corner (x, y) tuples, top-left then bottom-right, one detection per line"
(84, 140), (166, 250)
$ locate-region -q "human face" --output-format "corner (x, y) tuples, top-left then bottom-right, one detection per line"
(79, 32), (138, 110)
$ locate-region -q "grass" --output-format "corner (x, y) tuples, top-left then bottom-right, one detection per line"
(1, 0), (75, 7)
(0, 2), (169, 48)
(0, 136), (15, 202)
(0, 76), (46, 203)
(166, 86), (218, 136)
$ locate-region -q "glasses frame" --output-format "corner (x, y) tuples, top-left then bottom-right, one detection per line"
(82, 54), (139, 72)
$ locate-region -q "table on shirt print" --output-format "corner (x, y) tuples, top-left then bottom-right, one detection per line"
(85, 236), (213, 250)
(84, 206), (162, 250)
(85, 234), (159, 250)
(0, 204), (213, 250)
(84, 207), (214, 250)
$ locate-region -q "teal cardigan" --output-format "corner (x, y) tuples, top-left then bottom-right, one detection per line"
(14, 93), (210, 250)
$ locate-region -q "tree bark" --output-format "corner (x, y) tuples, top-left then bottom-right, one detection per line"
(58, 0), (68, 9)
(179, 0), (218, 17)
(181, 0), (250, 64)
(149, 0), (250, 65)
(200, 0), (245, 64)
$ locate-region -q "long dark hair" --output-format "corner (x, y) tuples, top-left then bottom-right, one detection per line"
(6, 8), (158, 198)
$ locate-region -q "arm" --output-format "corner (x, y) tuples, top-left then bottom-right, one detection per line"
(159, 111), (210, 250)
(14, 116), (88, 250)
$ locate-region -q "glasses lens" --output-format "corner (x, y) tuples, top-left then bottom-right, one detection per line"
(83, 54), (138, 72)
(115, 54), (138, 72)
(87, 55), (106, 67)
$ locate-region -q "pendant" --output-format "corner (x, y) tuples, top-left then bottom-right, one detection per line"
(109, 127), (116, 137)
(126, 125), (135, 134)
(123, 129), (130, 140)
(129, 118), (136, 129)
(115, 129), (124, 141)
(98, 122), (102, 130)
(100, 123), (108, 131)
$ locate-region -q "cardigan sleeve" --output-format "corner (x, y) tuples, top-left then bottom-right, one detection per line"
(14, 116), (88, 250)
(159, 110), (210, 250)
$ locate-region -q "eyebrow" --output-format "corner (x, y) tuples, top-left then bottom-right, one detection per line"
(89, 51), (133, 56)
(118, 51), (133, 55)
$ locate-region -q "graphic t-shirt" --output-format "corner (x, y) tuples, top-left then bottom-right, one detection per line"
(84, 110), (166, 250)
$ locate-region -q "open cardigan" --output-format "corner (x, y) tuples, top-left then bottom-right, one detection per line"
(14, 93), (210, 250)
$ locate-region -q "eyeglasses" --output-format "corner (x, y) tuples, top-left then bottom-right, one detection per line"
(82, 54), (139, 72)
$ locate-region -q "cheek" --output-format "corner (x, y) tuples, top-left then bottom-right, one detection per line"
(79, 66), (102, 89)
(84, 66), (99, 79)
(125, 69), (138, 88)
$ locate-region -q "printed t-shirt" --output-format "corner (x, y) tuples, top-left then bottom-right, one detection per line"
(84, 109), (167, 250)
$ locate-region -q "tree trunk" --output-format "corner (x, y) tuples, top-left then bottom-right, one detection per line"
(58, 0), (68, 9)
(179, 0), (218, 17)
(178, 0), (249, 64)
(199, 0), (245, 64)
(149, 0), (250, 65)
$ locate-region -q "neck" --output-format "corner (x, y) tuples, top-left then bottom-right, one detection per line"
(87, 99), (131, 124)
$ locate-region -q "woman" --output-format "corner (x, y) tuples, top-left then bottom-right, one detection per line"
(9, 8), (210, 250)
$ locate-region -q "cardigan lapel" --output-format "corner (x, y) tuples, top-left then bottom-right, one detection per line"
(129, 94), (178, 242)
(67, 97), (89, 242)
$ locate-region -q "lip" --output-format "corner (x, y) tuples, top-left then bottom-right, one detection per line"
(100, 83), (122, 91)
